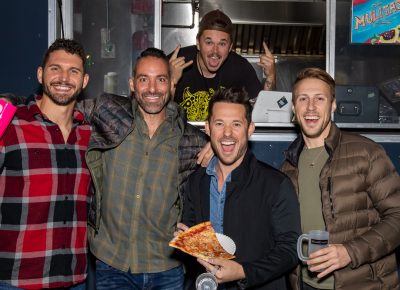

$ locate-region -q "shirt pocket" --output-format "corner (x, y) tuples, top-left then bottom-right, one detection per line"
(5, 148), (52, 176)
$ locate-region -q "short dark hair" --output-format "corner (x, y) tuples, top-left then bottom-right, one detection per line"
(197, 9), (233, 41)
(208, 87), (252, 124)
(133, 47), (170, 77)
(292, 67), (335, 102)
(42, 38), (87, 72)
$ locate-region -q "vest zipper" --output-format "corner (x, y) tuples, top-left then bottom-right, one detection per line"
(327, 177), (335, 219)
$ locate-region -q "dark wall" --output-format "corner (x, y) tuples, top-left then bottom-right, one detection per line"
(0, 0), (48, 97)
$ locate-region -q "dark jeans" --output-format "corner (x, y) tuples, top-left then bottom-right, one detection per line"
(396, 247), (400, 280)
(302, 282), (322, 290)
(0, 281), (85, 290)
(86, 251), (96, 290)
(96, 260), (184, 290)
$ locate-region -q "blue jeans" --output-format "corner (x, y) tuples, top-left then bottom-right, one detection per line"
(0, 280), (85, 290)
(96, 260), (184, 290)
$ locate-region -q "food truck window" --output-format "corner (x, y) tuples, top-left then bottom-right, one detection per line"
(334, 0), (400, 128)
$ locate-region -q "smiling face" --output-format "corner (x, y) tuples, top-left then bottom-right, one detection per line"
(129, 56), (172, 118)
(206, 102), (255, 172)
(196, 30), (232, 77)
(37, 50), (88, 106)
(293, 77), (337, 148)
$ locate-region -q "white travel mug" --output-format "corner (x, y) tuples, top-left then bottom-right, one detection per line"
(297, 230), (329, 262)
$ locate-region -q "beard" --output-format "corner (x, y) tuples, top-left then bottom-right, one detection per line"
(296, 114), (332, 140)
(134, 91), (169, 115)
(42, 80), (81, 106)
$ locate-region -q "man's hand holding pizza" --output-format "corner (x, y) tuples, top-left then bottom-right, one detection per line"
(197, 257), (246, 284)
(170, 221), (240, 284)
(174, 222), (189, 237)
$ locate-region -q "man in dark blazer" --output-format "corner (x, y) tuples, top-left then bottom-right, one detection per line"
(177, 87), (301, 290)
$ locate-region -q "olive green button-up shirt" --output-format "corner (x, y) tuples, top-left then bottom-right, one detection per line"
(90, 104), (181, 273)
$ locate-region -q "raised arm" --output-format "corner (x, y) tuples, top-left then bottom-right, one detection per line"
(169, 45), (193, 99)
(257, 41), (276, 91)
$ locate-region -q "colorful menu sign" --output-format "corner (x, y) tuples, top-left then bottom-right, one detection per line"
(351, 0), (400, 44)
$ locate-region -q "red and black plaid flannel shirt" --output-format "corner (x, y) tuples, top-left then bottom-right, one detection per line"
(0, 98), (91, 289)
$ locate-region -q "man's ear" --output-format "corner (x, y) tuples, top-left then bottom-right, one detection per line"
(82, 74), (89, 89)
(196, 38), (200, 51)
(248, 122), (255, 137)
(331, 98), (337, 113)
(291, 104), (298, 123)
(205, 121), (210, 136)
(129, 77), (135, 93)
(37, 67), (43, 84)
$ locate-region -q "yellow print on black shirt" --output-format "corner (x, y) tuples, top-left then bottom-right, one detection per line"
(179, 87), (215, 121)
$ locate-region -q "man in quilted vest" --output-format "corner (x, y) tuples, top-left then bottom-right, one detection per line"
(282, 67), (400, 290)
(79, 47), (211, 290)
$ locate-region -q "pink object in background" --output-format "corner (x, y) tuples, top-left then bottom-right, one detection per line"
(0, 99), (17, 138)
(131, 0), (154, 15)
(132, 30), (151, 50)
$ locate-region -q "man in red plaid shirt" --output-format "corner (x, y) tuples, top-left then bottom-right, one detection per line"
(0, 39), (91, 290)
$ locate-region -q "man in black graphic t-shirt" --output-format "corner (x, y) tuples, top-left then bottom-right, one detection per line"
(169, 9), (276, 121)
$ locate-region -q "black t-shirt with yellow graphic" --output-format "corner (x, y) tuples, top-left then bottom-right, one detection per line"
(172, 45), (262, 121)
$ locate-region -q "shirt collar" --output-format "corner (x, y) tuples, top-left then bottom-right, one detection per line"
(206, 156), (219, 177)
(26, 95), (86, 125)
(206, 156), (232, 183)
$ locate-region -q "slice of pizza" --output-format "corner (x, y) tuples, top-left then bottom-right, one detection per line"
(169, 221), (235, 260)
(368, 25), (400, 44)
(378, 25), (400, 44)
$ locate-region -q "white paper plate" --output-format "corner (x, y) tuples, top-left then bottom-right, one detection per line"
(215, 233), (236, 255)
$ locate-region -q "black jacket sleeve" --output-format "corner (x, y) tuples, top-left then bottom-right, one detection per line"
(241, 178), (301, 288)
(182, 173), (198, 227)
